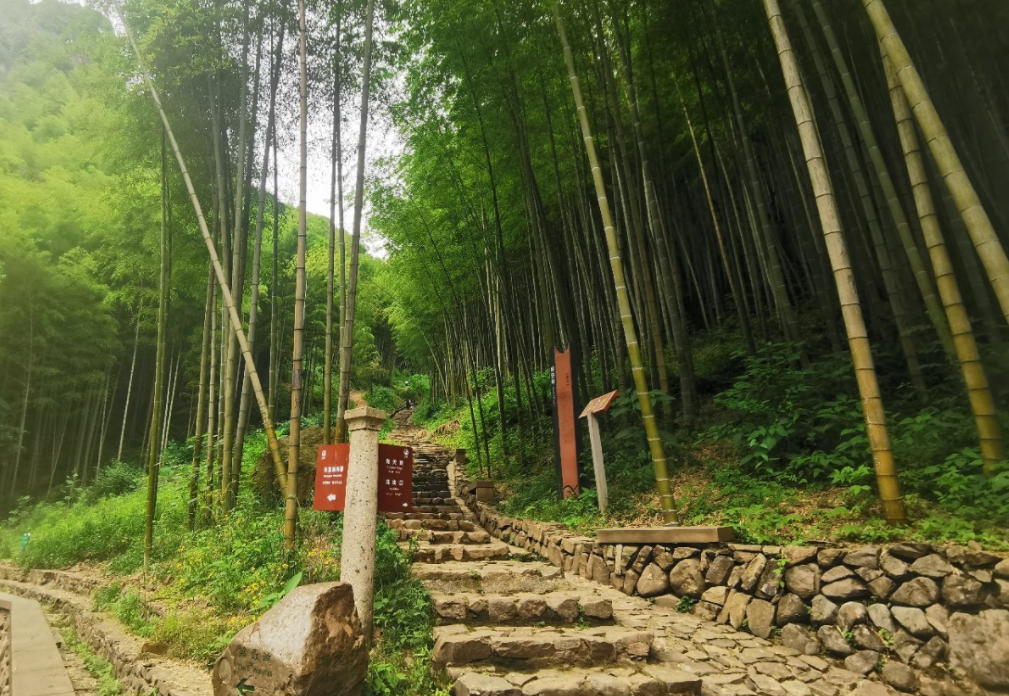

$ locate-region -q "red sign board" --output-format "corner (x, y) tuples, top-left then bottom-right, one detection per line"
(579, 390), (618, 419)
(313, 444), (349, 511)
(552, 348), (580, 498)
(312, 443), (413, 513)
(378, 444), (414, 513)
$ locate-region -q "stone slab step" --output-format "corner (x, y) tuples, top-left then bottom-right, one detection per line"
(433, 625), (654, 669)
(397, 529), (492, 544)
(413, 561), (567, 594)
(405, 541), (510, 563)
(411, 504), (463, 514)
(387, 518), (479, 532)
(450, 665), (701, 695)
(385, 511), (467, 521)
(432, 592), (613, 625)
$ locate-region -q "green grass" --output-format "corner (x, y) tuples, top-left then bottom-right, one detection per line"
(60, 625), (122, 696)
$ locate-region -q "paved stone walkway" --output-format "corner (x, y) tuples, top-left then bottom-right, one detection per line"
(0, 592), (76, 696)
(386, 411), (899, 696)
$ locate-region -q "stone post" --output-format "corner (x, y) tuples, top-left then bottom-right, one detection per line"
(339, 406), (386, 643)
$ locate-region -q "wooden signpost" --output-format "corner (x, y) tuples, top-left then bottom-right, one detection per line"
(579, 390), (618, 513)
(552, 348), (581, 498)
(312, 443), (413, 513)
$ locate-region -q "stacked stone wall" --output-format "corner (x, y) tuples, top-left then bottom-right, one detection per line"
(458, 481), (1009, 690)
(0, 604), (10, 696)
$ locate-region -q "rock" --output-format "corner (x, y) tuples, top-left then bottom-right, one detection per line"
(855, 568), (883, 584)
(652, 547), (676, 572)
(212, 582), (367, 696)
(836, 602), (868, 632)
(925, 604), (948, 638)
(941, 574), (986, 607)
(746, 599), (776, 639)
(777, 593), (808, 624)
(909, 554), (955, 578)
(868, 576), (895, 600)
(636, 563), (670, 598)
(740, 554), (769, 592)
(994, 579), (1009, 609)
(994, 558), (1009, 579)
(783, 546), (819, 565)
(817, 625), (853, 656)
(584, 673), (633, 695)
(844, 546), (881, 569)
(850, 681), (891, 696)
(726, 564), (743, 589)
(673, 546), (699, 560)
(546, 596), (579, 622)
(516, 597), (548, 621)
(693, 601), (720, 621)
(887, 543), (930, 561)
(817, 548), (845, 568)
(756, 564), (784, 599)
(705, 555), (735, 586)
(890, 577), (939, 606)
(851, 625), (886, 652)
(720, 591), (750, 629)
(785, 565), (820, 599)
(891, 607), (932, 638)
(880, 662), (918, 693)
(911, 636), (946, 670)
(867, 604), (895, 634)
(821, 566), (854, 584)
(891, 630), (923, 664)
(668, 559), (706, 598)
(701, 586), (729, 606)
(918, 675), (947, 696)
(843, 650), (880, 676)
(455, 673), (521, 696)
(964, 541), (1002, 568)
(879, 554), (910, 580)
(811, 595), (839, 624)
(822, 578), (870, 601)
(948, 609), (1009, 688)
(782, 624), (819, 655)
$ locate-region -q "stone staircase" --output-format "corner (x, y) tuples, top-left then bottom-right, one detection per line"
(384, 414), (705, 696)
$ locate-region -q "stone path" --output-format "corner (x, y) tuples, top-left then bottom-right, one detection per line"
(0, 592), (76, 696)
(384, 411), (892, 696)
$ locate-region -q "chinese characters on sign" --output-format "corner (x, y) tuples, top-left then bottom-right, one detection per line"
(312, 443), (413, 513)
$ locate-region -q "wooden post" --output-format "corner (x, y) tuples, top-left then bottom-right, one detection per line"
(586, 412), (608, 514)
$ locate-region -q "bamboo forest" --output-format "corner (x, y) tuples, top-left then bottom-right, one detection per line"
(1, 0), (1009, 694)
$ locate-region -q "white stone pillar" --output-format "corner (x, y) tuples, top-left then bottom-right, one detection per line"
(339, 406), (386, 643)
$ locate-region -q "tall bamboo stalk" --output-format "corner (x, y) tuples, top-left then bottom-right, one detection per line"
(764, 0), (905, 523)
(553, 0), (677, 524)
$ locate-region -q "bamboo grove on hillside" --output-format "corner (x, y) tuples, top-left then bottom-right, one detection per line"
(1, 0), (1009, 546)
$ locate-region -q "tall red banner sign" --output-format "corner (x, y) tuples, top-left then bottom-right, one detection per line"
(312, 444), (413, 513)
(552, 348), (581, 498)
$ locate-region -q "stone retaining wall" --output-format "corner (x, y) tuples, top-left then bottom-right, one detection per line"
(0, 603), (10, 696)
(457, 481), (1009, 691)
(0, 569), (208, 696)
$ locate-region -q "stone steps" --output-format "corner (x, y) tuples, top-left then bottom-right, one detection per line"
(432, 624), (655, 669)
(432, 592), (614, 626)
(385, 511), (467, 521)
(449, 665), (701, 696)
(396, 529), (492, 544)
(387, 518), (479, 532)
(412, 561), (567, 594)
(405, 541), (511, 564)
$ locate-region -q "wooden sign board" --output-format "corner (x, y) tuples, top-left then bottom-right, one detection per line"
(579, 390), (618, 419)
(552, 347), (581, 498)
(312, 444), (413, 513)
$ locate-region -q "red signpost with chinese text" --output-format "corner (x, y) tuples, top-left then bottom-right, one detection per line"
(312, 444), (413, 513)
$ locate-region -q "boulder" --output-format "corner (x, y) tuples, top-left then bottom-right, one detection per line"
(811, 595), (839, 625)
(746, 599), (776, 639)
(851, 625), (886, 652)
(948, 609), (1009, 688)
(213, 582), (367, 696)
(890, 577), (939, 607)
(891, 606), (933, 638)
(817, 625), (853, 656)
(880, 662), (918, 693)
(777, 593), (808, 625)
(785, 564), (820, 599)
(866, 604), (895, 634)
(925, 604), (948, 639)
(783, 546), (819, 565)
(887, 543), (930, 561)
(652, 547), (676, 572)
(719, 590), (750, 629)
(909, 554), (955, 578)
(836, 602), (868, 632)
(868, 575), (895, 600)
(821, 566), (854, 584)
(668, 559), (705, 598)
(817, 548), (845, 568)
(843, 650), (879, 676)
(705, 555), (735, 586)
(740, 554), (768, 592)
(994, 558), (1009, 580)
(879, 554), (910, 580)
(941, 574), (986, 607)
(636, 563), (670, 598)
(844, 546), (881, 569)
(756, 564), (783, 599)
(781, 624), (819, 655)
(822, 578), (870, 601)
